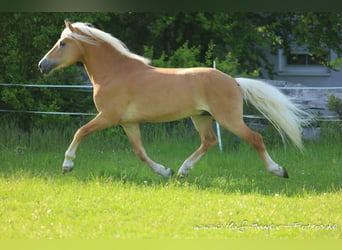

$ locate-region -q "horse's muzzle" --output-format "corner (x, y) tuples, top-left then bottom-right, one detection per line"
(38, 58), (56, 74)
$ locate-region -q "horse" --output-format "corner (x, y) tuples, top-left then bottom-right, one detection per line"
(39, 20), (311, 179)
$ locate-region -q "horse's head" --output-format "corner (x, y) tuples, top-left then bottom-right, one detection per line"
(38, 20), (84, 74)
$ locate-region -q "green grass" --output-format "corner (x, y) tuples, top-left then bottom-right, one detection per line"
(0, 121), (341, 239)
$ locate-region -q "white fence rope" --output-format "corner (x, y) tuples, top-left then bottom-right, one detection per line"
(0, 109), (97, 116)
(2, 82), (342, 90)
(0, 83), (93, 88)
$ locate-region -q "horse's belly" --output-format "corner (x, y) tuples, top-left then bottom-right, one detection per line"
(119, 103), (203, 123)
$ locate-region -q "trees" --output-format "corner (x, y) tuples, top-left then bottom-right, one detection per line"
(0, 13), (112, 128)
(1, 12), (342, 128)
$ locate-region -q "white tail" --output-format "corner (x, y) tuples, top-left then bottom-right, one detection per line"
(236, 78), (312, 149)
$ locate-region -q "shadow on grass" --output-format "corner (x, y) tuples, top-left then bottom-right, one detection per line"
(91, 165), (341, 197)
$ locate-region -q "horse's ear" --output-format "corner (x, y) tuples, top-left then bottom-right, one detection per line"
(64, 19), (75, 32)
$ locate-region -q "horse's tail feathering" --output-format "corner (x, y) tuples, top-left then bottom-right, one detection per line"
(235, 78), (312, 150)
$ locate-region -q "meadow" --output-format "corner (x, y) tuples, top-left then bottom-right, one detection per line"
(0, 119), (341, 239)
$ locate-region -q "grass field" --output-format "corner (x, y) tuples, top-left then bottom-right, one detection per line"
(0, 120), (341, 239)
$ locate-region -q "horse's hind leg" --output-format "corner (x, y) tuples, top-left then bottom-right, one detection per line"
(122, 123), (173, 177)
(215, 117), (289, 178)
(177, 115), (217, 177)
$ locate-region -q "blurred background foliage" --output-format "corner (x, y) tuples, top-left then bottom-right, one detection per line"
(1, 12), (342, 129)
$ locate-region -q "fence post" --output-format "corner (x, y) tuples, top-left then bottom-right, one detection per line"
(213, 61), (223, 152)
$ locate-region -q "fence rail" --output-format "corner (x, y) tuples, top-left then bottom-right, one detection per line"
(1, 82), (342, 90)
(0, 82), (341, 121)
(0, 83), (93, 88)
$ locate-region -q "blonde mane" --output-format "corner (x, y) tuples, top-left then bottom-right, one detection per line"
(62, 22), (151, 65)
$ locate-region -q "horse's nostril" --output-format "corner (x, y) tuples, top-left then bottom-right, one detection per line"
(38, 59), (45, 70)
(38, 59), (54, 74)
(38, 62), (45, 73)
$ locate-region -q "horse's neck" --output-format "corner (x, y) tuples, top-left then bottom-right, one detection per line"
(82, 43), (148, 87)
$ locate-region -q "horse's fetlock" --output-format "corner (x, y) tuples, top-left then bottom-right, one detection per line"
(65, 152), (75, 161)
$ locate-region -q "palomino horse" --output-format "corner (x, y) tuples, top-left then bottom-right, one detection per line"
(39, 20), (310, 179)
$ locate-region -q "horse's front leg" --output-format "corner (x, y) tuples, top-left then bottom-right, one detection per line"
(122, 123), (174, 177)
(63, 113), (114, 174)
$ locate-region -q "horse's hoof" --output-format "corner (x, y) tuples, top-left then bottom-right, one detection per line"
(169, 168), (174, 176)
(273, 166), (289, 178)
(177, 173), (187, 179)
(62, 167), (73, 175)
(282, 168), (289, 178)
(165, 168), (174, 177)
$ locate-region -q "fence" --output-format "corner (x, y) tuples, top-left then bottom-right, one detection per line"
(0, 83), (95, 116)
(1, 82), (341, 120)
(1, 82), (341, 152)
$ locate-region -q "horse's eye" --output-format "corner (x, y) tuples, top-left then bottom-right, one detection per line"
(60, 41), (66, 47)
